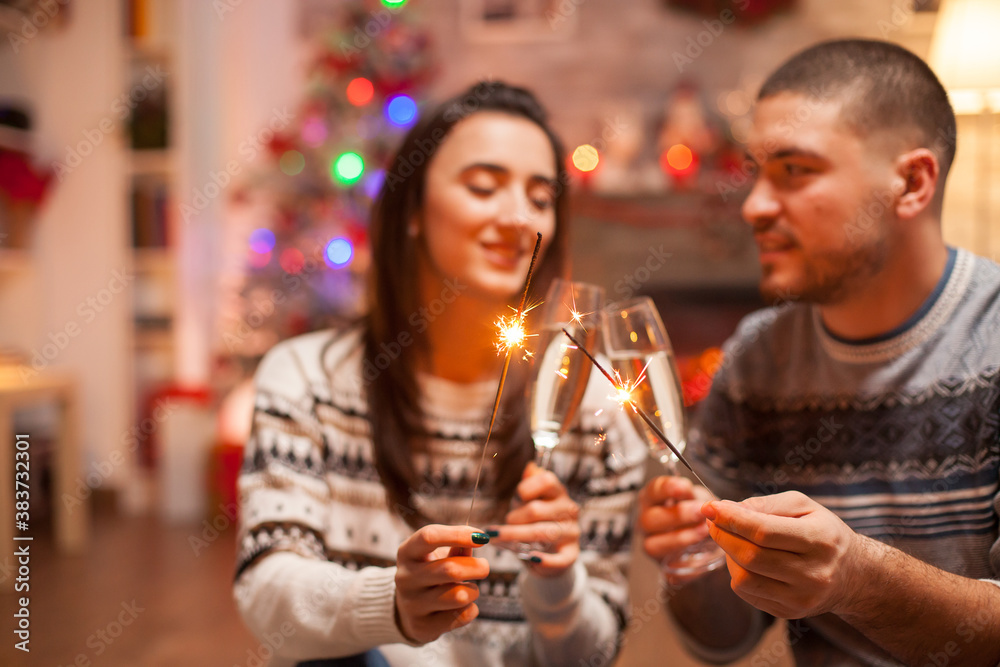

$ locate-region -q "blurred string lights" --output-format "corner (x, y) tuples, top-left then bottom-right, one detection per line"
(332, 151), (365, 186)
(385, 94), (418, 128)
(325, 237), (354, 268)
(571, 144), (600, 172)
(223, 0), (433, 375)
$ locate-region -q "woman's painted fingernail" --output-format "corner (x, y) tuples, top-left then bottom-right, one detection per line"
(485, 529), (500, 538)
(529, 555), (542, 564)
(472, 532), (490, 545)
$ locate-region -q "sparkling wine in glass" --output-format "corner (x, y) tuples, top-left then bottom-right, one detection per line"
(502, 279), (603, 559)
(603, 297), (726, 579)
(528, 280), (604, 470)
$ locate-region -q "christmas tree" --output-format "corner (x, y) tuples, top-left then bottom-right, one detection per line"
(219, 0), (434, 379)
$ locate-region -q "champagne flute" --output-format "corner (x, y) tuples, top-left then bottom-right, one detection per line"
(503, 279), (604, 559)
(528, 279), (605, 470)
(602, 297), (725, 579)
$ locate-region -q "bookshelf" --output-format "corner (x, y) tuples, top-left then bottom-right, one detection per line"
(124, 0), (177, 419)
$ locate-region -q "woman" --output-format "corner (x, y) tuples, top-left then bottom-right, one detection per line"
(234, 81), (645, 667)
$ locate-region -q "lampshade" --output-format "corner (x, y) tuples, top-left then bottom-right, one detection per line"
(929, 0), (1000, 113)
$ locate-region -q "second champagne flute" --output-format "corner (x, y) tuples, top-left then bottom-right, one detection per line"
(603, 296), (726, 579)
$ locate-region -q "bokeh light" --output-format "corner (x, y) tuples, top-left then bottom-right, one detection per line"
(725, 91), (752, 116)
(248, 249), (271, 268)
(381, 0), (408, 6)
(249, 228), (276, 254)
(665, 144), (693, 171)
(279, 150), (305, 176)
(280, 248), (305, 274)
(332, 152), (365, 185)
(302, 117), (327, 147)
(363, 169), (386, 198)
(346, 78), (374, 106)
(385, 95), (418, 127)
(324, 237), (354, 268)
(572, 144), (600, 172)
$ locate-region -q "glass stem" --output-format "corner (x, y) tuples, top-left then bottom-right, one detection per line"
(535, 446), (554, 470)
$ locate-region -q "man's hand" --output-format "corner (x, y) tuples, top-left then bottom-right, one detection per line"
(489, 462), (581, 578)
(639, 475), (715, 581)
(703, 491), (864, 619)
(394, 525), (491, 644)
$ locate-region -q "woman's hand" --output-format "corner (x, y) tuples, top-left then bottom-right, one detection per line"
(490, 462), (581, 578)
(394, 525), (491, 644)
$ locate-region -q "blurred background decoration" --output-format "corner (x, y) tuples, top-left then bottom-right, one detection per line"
(219, 1), (434, 375)
(0, 103), (53, 249)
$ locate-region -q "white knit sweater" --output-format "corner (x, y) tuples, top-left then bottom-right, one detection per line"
(234, 327), (646, 667)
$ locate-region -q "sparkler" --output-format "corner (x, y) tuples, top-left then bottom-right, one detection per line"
(466, 232), (544, 524)
(561, 327), (721, 500)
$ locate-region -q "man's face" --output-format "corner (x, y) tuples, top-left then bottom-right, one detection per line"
(742, 92), (899, 305)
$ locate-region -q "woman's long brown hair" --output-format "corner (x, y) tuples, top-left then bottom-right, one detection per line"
(364, 81), (570, 528)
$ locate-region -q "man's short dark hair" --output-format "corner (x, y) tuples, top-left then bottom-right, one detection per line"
(759, 39), (957, 179)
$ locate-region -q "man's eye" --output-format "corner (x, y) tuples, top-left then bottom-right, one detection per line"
(782, 163), (809, 177)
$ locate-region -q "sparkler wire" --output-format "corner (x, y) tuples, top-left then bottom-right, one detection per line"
(465, 233), (544, 525)
(560, 328), (721, 500)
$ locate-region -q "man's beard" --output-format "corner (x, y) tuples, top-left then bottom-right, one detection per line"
(759, 232), (890, 307)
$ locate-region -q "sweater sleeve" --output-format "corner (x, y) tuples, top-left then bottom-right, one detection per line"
(233, 338), (413, 661)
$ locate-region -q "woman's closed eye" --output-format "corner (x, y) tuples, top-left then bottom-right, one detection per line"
(467, 183), (495, 196)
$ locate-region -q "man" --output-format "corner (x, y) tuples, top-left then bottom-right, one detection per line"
(639, 39), (1000, 665)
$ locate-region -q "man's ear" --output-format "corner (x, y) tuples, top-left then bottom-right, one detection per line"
(894, 148), (939, 220)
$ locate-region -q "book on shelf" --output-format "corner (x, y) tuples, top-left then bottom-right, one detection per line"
(131, 178), (170, 248)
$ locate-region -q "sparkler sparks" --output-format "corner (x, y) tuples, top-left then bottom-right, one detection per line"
(560, 327), (721, 500)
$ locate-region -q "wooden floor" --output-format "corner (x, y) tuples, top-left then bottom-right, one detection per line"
(0, 504), (258, 667)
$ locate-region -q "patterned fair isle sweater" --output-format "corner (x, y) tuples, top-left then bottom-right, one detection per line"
(233, 326), (646, 667)
(688, 248), (1000, 666)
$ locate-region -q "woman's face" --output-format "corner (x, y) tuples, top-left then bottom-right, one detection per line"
(416, 111), (558, 305)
